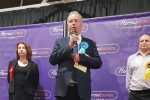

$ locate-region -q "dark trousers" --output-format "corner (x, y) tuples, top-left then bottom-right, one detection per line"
(129, 90), (150, 100)
(56, 84), (82, 100)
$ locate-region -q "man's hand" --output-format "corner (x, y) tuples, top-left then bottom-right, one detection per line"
(71, 54), (80, 63)
(69, 34), (78, 48)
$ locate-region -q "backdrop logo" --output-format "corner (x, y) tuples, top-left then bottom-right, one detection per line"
(34, 90), (51, 99)
(48, 69), (58, 78)
(0, 70), (8, 78)
(81, 23), (88, 32)
(32, 48), (51, 58)
(91, 91), (118, 100)
(97, 44), (120, 54)
(117, 19), (150, 28)
(49, 26), (63, 35)
(115, 67), (126, 76)
(0, 29), (26, 39)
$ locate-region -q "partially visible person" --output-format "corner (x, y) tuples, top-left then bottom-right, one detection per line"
(126, 33), (150, 100)
(49, 11), (102, 100)
(7, 41), (39, 100)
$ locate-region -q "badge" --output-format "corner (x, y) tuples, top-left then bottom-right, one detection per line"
(79, 41), (89, 54)
(143, 62), (150, 81)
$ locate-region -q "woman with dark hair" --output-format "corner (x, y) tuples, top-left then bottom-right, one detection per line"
(7, 41), (39, 100)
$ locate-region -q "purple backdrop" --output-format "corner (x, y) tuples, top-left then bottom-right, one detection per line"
(0, 12), (150, 100)
(81, 12), (150, 100)
(0, 22), (63, 100)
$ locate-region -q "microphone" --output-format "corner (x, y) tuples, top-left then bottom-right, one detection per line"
(72, 27), (77, 45)
(72, 27), (77, 35)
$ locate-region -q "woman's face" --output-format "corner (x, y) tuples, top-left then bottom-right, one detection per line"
(17, 43), (27, 57)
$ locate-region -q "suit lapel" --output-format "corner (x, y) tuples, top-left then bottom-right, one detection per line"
(81, 36), (85, 42)
(26, 61), (32, 79)
(11, 59), (17, 67)
(65, 37), (70, 44)
(80, 36), (90, 55)
(80, 36), (87, 48)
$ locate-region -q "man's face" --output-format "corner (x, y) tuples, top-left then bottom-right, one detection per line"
(139, 34), (150, 51)
(67, 14), (83, 35)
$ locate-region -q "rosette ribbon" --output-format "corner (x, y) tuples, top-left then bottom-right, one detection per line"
(9, 66), (14, 82)
(143, 62), (150, 81)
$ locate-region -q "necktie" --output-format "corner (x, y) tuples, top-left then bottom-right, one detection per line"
(72, 42), (78, 82)
(73, 42), (78, 54)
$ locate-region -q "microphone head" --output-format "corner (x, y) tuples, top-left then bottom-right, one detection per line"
(72, 27), (77, 35)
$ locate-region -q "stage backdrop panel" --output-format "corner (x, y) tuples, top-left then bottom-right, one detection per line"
(1, 11), (150, 100)
(0, 22), (63, 100)
(81, 12), (150, 100)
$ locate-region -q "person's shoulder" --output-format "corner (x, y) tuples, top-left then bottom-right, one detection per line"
(56, 37), (68, 41)
(128, 53), (137, 60)
(30, 60), (38, 66)
(9, 59), (17, 63)
(82, 37), (95, 43)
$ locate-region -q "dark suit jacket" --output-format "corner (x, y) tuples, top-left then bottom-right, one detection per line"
(7, 59), (39, 95)
(49, 36), (102, 100)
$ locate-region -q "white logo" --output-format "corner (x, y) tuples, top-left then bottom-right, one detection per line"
(91, 91), (118, 100)
(49, 24), (88, 35)
(34, 90), (51, 99)
(49, 26), (63, 35)
(0, 29), (26, 39)
(32, 48), (52, 58)
(81, 23), (88, 32)
(117, 19), (150, 29)
(48, 69), (58, 78)
(97, 44), (120, 55)
(0, 70), (8, 78)
(115, 67), (126, 76)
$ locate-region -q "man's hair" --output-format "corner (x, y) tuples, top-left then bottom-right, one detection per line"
(139, 33), (150, 42)
(67, 11), (83, 22)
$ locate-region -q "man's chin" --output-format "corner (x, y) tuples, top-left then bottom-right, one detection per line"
(141, 48), (149, 51)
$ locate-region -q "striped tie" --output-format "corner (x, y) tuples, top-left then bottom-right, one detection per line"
(72, 42), (78, 81)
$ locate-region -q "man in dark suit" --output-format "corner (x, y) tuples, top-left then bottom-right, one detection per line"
(49, 11), (102, 100)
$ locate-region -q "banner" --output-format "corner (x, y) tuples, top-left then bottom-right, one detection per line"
(0, 22), (63, 100)
(81, 12), (150, 100)
(0, 11), (150, 100)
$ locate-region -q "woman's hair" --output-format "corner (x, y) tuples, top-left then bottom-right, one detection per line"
(16, 41), (32, 60)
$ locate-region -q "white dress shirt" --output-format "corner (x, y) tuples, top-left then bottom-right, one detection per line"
(70, 34), (82, 50)
(126, 52), (150, 92)
(69, 34), (82, 83)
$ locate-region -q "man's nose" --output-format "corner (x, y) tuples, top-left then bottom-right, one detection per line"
(143, 41), (147, 43)
(72, 20), (76, 24)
